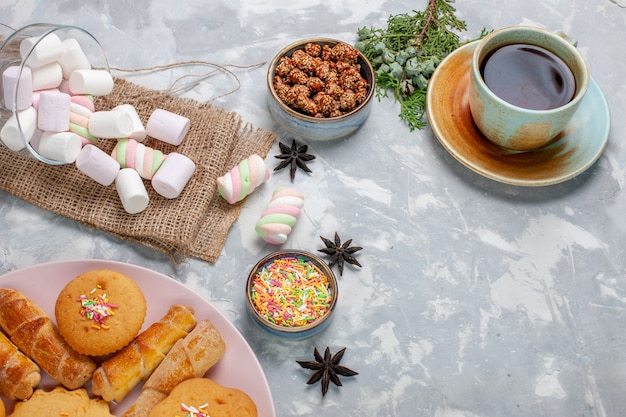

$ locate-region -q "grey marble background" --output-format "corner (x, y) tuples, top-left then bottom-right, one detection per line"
(1, 1), (625, 416)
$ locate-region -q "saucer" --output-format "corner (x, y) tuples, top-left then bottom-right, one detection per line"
(426, 41), (610, 187)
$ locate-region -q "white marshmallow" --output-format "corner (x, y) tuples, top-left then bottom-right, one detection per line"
(151, 152), (196, 199)
(0, 106), (38, 152)
(88, 111), (133, 139)
(146, 108), (190, 146)
(112, 104), (146, 141)
(37, 91), (71, 132)
(2, 66), (33, 110)
(20, 33), (64, 69)
(116, 168), (149, 214)
(68, 69), (114, 96)
(75, 144), (121, 186)
(38, 131), (82, 163)
(29, 129), (43, 153)
(30, 62), (63, 91)
(58, 38), (92, 79)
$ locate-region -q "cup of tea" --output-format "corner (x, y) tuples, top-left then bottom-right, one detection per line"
(468, 26), (589, 151)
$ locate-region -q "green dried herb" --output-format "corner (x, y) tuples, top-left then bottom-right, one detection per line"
(355, 0), (489, 131)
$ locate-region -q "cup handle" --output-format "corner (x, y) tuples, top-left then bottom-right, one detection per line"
(554, 30), (578, 47)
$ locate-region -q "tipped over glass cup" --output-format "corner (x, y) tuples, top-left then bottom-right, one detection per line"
(0, 23), (109, 164)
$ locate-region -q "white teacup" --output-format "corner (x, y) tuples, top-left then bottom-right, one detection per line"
(469, 26), (589, 151)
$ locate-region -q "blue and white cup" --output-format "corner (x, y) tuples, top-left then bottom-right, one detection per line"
(469, 26), (589, 151)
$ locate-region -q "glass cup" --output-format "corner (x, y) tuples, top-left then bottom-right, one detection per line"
(0, 23), (109, 164)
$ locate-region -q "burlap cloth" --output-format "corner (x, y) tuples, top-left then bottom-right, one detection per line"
(0, 78), (276, 263)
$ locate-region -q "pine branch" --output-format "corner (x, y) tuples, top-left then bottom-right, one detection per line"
(355, 0), (489, 131)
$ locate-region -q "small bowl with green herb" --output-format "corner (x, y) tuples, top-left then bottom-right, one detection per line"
(246, 250), (338, 339)
(266, 38), (375, 141)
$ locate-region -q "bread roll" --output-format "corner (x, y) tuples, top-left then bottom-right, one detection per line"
(0, 288), (96, 389)
(91, 304), (196, 402)
(0, 331), (41, 400)
(121, 319), (226, 417)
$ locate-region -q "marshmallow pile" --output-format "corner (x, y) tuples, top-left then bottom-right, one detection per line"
(0, 32), (197, 214)
(216, 155), (306, 245)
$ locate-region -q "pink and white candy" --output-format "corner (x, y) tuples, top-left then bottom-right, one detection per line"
(255, 187), (305, 244)
(111, 138), (165, 180)
(69, 95), (98, 145)
(217, 154), (270, 204)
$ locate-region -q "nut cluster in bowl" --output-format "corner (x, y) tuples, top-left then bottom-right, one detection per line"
(246, 250), (338, 339)
(267, 38), (375, 141)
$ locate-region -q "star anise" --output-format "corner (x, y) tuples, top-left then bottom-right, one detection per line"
(318, 232), (363, 276)
(297, 347), (358, 396)
(273, 139), (316, 181)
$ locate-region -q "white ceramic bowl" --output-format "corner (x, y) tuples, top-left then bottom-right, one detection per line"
(267, 38), (375, 141)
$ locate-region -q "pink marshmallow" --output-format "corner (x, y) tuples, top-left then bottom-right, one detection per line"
(37, 91), (71, 132)
(2, 66), (33, 110)
(58, 79), (72, 95)
(151, 152), (196, 199)
(75, 144), (121, 186)
(146, 108), (190, 146)
(32, 88), (60, 110)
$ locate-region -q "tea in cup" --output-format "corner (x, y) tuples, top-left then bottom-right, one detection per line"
(468, 26), (589, 151)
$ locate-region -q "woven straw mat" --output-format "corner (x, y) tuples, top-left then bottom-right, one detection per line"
(0, 78), (277, 263)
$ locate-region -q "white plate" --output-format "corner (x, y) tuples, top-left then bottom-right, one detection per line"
(0, 259), (275, 417)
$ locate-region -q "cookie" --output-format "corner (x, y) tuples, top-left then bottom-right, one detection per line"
(10, 386), (113, 417)
(0, 396), (5, 417)
(55, 269), (147, 356)
(148, 378), (257, 417)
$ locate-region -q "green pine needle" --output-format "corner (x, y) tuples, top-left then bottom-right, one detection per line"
(355, 0), (489, 131)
